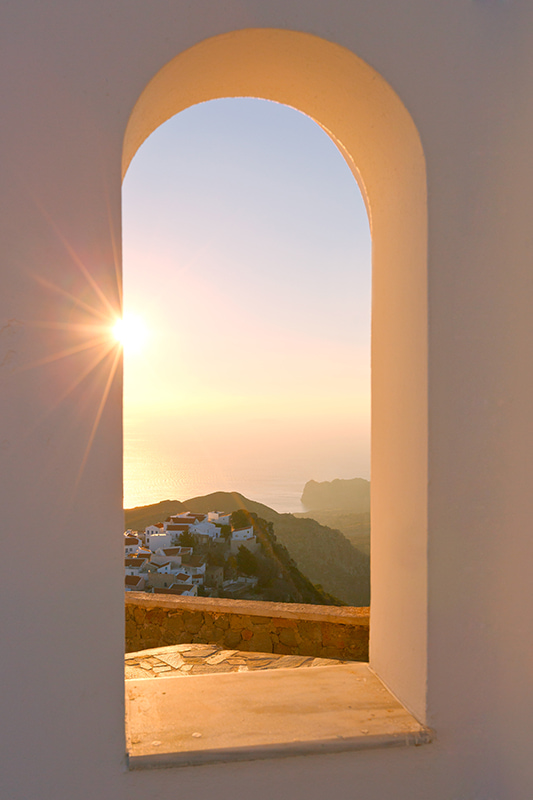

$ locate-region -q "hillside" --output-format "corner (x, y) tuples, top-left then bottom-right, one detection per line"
(294, 510), (371, 557)
(269, 513), (369, 606)
(301, 477), (370, 512)
(125, 491), (370, 606)
(227, 509), (345, 606)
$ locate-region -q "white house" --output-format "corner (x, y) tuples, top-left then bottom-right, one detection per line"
(145, 572), (175, 590)
(162, 546), (193, 557)
(151, 547), (182, 567)
(164, 522), (193, 540)
(171, 512), (206, 524)
(124, 556), (148, 576)
(145, 523), (164, 536)
(179, 556), (206, 585)
(230, 525), (259, 554)
(189, 520), (222, 540)
(125, 575), (145, 592)
(145, 530), (173, 552)
(154, 584), (198, 597)
(124, 534), (141, 555)
(170, 572), (193, 585)
(171, 584), (197, 596)
(162, 545), (193, 560)
(153, 561), (172, 574)
(163, 517), (220, 543)
(208, 511), (231, 525)
(151, 553), (179, 566)
(231, 525), (254, 541)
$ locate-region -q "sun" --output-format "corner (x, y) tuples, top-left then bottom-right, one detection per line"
(112, 313), (148, 353)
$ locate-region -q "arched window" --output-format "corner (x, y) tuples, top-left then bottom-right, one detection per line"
(123, 29), (428, 752)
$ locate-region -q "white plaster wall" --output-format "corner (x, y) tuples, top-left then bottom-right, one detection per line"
(147, 532), (173, 551)
(2, 2), (533, 799)
(232, 527), (255, 540)
(191, 520), (219, 536)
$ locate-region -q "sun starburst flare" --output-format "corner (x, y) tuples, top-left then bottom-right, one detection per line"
(112, 313), (148, 354)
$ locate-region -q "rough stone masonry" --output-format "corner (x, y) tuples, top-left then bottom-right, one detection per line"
(126, 593), (369, 661)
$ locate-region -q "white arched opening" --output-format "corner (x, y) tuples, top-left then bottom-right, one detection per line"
(123, 28), (428, 720)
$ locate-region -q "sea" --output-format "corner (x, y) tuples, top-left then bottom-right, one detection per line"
(124, 426), (369, 513)
(124, 465), (307, 513)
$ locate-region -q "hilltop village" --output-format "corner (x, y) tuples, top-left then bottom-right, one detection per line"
(125, 508), (343, 605)
(125, 510), (262, 599)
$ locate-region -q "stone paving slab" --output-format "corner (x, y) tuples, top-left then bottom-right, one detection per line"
(125, 642), (347, 680)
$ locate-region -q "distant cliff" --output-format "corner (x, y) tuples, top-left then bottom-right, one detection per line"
(301, 478), (370, 512)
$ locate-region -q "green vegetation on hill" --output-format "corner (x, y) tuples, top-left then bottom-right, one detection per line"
(294, 510), (370, 557)
(269, 513), (369, 606)
(125, 491), (370, 606)
(228, 509), (345, 606)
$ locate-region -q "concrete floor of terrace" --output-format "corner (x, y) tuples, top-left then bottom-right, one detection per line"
(125, 644), (432, 769)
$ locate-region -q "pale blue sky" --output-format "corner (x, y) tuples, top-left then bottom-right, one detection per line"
(121, 98), (371, 508)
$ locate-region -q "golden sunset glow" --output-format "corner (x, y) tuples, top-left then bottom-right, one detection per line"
(121, 98), (372, 510)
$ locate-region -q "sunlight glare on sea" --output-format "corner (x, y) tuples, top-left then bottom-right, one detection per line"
(123, 419), (369, 513)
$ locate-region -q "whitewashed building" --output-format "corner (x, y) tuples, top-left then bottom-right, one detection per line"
(125, 575), (145, 592)
(208, 511), (231, 525)
(124, 556), (149, 576)
(124, 534), (141, 555)
(231, 525), (254, 541)
(189, 520), (222, 540)
(145, 530), (173, 552)
(230, 525), (259, 554)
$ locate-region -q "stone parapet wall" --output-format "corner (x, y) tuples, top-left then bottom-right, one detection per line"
(125, 593), (369, 661)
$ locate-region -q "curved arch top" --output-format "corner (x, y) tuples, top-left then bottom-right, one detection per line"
(123, 27), (429, 721)
(123, 29), (425, 228)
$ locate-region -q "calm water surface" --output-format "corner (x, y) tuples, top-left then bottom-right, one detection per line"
(124, 424), (368, 513)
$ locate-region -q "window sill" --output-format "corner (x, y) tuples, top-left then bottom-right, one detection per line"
(126, 662), (431, 769)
